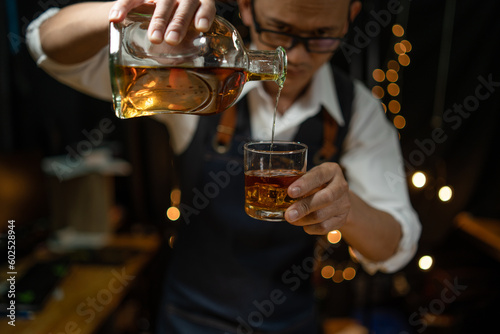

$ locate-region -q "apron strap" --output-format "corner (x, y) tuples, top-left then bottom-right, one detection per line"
(212, 104), (238, 154)
(313, 107), (339, 165)
(212, 104), (340, 164)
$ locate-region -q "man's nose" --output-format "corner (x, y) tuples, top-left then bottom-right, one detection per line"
(285, 41), (310, 63)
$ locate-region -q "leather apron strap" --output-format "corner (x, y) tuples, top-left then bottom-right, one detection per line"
(212, 105), (238, 154)
(213, 106), (340, 163)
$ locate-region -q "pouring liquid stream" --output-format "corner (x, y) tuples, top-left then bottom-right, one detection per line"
(268, 85), (283, 171)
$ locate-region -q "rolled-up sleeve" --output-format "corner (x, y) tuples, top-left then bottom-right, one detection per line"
(340, 81), (422, 274)
(26, 8), (112, 101)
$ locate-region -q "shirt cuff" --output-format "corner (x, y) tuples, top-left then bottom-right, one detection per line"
(351, 207), (421, 274)
(26, 8), (60, 66)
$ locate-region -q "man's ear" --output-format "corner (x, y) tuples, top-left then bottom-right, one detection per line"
(349, 1), (362, 23)
(237, 0), (253, 27)
(342, 0), (362, 35)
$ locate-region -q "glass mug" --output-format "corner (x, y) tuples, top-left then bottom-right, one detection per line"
(109, 4), (287, 119)
(244, 141), (308, 222)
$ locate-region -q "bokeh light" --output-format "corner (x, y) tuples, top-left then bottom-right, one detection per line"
(392, 24), (404, 37)
(372, 85), (385, 99)
(170, 188), (181, 204)
(419, 255), (434, 271)
(332, 269), (344, 283)
(167, 207), (181, 221)
(393, 115), (406, 129)
(438, 186), (453, 202)
(401, 40), (412, 53)
(386, 69), (399, 82)
(327, 230), (342, 244)
(388, 100), (401, 114)
(321, 265), (335, 279)
(412, 172), (427, 188)
(394, 42), (407, 55)
(398, 54), (410, 66)
(388, 60), (400, 72)
(387, 83), (400, 96)
(343, 267), (356, 280)
(372, 68), (385, 82)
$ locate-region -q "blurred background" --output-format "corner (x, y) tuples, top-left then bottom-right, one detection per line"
(1, 0), (499, 333)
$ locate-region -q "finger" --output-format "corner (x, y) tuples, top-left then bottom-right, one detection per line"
(285, 185), (345, 224)
(194, 0), (216, 31)
(289, 198), (350, 235)
(302, 216), (347, 235)
(164, 0), (201, 45)
(148, 0), (178, 44)
(288, 163), (340, 199)
(290, 199), (350, 227)
(109, 0), (145, 22)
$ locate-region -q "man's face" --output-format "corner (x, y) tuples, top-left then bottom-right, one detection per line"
(240, 0), (351, 98)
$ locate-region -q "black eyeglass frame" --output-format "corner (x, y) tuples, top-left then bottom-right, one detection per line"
(249, 1), (345, 54)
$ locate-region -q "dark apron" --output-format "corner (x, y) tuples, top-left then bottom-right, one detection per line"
(157, 69), (354, 334)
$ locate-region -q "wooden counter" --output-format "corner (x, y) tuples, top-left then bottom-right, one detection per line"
(455, 212), (500, 261)
(0, 233), (160, 334)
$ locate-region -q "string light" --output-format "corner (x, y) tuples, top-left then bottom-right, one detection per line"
(375, 27), (454, 205)
(370, 22), (412, 138)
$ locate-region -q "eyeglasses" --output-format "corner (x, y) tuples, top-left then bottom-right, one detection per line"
(250, 2), (344, 54)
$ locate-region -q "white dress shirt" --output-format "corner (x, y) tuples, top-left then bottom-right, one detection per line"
(26, 8), (421, 274)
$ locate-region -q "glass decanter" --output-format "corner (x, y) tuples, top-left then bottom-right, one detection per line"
(109, 5), (287, 119)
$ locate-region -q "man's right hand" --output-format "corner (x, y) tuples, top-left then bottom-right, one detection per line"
(108, 0), (216, 45)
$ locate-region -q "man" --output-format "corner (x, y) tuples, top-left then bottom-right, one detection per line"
(27, 0), (421, 332)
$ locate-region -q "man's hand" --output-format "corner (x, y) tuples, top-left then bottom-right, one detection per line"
(109, 0), (216, 44)
(285, 162), (351, 235)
